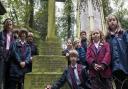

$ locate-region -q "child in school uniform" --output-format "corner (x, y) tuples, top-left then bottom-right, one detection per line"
(87, 30), (112, 89)
(9, 29), (31, 89)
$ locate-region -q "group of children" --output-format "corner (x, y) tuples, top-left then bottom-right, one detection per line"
(1, 15), (128, 89)
(45, 15), (128, 89)
(0, 18), (38, 89)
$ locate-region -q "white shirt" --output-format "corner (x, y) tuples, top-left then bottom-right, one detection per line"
(94, 41), (100, 49)
(6, 32), (12, 50)
(71, 64), (81, 85)
(19, 39), (26, 45)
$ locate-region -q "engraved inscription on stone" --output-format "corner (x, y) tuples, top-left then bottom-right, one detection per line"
(25, 74), (70, 89)
(32, 56), (67, 73)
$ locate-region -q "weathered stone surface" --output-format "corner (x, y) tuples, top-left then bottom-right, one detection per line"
(39, 41), (62, 55)
(39, 47), (62, 55)
(24, 73), (70, 89)
(32, 55), (67, 73)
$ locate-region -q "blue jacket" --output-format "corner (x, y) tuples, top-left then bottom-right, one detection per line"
(76, 47), (87, 66)
(10, 40), (31, 78)
(81, 39), (87, 53)
(106, 32), (128, 74)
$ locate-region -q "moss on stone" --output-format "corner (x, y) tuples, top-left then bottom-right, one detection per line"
(24, 73), (70, 89)
(38, 41), (62, 55)
(32, 55), (67, 73)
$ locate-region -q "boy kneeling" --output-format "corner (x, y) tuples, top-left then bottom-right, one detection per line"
(45, 49), (91, 89)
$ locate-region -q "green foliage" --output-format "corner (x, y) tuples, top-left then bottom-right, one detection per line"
(7, 0), (28, 25)
(112, 0), (128, 29)
(57, 0), (75, 41)
(34, 1), (48, 41)
(121, 19), (128, 29)
(0, 16), (3, 29)
(3, 0), (48, 40)
(102, 0), (112, 17)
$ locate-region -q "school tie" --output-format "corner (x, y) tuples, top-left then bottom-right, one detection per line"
(70, 67), (78, 89)
(95, 47), (98, 54)
(21, 44), (25, 61)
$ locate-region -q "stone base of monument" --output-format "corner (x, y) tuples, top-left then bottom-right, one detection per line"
(24, 41), (70, 89)
(39, 41), (62, 55)
(32, 55), (67, 73)
(24, 73), (70, 89)
(24, 55), (70, 89)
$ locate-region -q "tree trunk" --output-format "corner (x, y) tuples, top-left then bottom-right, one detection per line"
(67, 15), (71, 38)
(29, 0), (34, 28)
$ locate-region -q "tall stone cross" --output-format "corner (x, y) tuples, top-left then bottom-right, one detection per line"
(47, 0), (65, 41)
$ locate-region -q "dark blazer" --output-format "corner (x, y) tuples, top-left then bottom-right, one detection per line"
(9, 40), (31, 78)
(81, 39), (87, 53)
(28, 42), (38, 56)
(0, 30), (15, 88)
(51, 64), (90, 89)
(86, 42), (112, 78)
(0, 30), (14, 61)
(111, 33), (128, 74)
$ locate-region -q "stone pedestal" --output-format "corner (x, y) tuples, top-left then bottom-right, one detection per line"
(24, 73), (70, 89)
(39, 41), (62, 55)
(24, 41), (70, 89)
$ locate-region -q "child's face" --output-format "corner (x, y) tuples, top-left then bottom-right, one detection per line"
(70, 56), (77, 64)
(81, 32), (86, 39)
(74, 40), (81, 48)
(108, 16), (118, 31)
(67, 40), (72, 48)
(20, 33), (26, 40)
(92, 31), (100, 41)
(27, 36), (33, 42)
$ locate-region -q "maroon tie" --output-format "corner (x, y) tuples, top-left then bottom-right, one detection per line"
(70, 67), (78, 89)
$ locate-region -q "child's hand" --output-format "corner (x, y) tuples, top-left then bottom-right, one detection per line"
(94, 64), (101, 71)
(45, 85), (52, 89)
(66, 53), (69, 56)
(99, 64), (106, 71)
(20, 62), (25, 68)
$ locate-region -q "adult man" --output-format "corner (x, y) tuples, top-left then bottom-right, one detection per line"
(0, 18), (14, 89)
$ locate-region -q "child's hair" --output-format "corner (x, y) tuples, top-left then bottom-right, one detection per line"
(19, 29), (28, 37)
(89, 30), (105, 44)
(66, 38), (73, 43)
(80, 31), (86, 36)
(3, 18), (13, 25)
(69, 49), (78, 57)
(106, 15), (122, 32)
(28, 32), (34, 37)
(73, 38), (80, 44)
